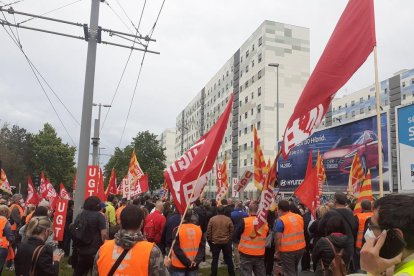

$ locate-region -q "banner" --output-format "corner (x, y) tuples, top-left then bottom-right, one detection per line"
(254, 127), (266, 191)
(59, 183), (71, 200)
(216, 157), (229, 202)
(85, 166), (100, 198)
(354, 170), (373, 214)
(348, 153), (365, 196)
(39, 172), (47, 199)
(130, 174), (149, 197)
(128, 149), (145, 194)
(0, 169), (12, 195)
(235, 170), (253, 192)
(45, 179), (58, 209)
(26, 176), (40, 206)
(282, 0), (376, 158)
(122, 177), (130, 200)
(232, 178), (239, 198)
(105, 168), (117, 197)
(53, 198), (68, 241)
(397, 103), (414, 192)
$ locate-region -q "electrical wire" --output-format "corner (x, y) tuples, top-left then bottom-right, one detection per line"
(118, 0), (165, 147)
(100, 0), (147, 133)
(18, 0), (83, 25)
(103, 0), (135, 35)
(113, 0), (141, 35)
(1, 18), (77, 146)
(1, 0), (24, 8)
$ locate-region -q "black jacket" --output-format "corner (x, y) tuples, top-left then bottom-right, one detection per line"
(193, 205), (208, 232)
(15, 236), (59, 276)
(312, 234), (349, 274)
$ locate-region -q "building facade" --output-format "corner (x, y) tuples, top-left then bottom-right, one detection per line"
(175, 20), (310, 198)
(158, 128), (177, 168)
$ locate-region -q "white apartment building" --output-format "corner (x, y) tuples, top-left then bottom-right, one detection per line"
(175, 20), (310, 199)
(158, 128), (177, 168)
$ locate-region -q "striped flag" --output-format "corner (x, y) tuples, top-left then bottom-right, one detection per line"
(354, 170), (373, 214)
(216, 156), (229, 202)
(348, 153), (365, 196)
(316, 151), (326, 207)
(254, 127), (266, 191)
(0, 169), (12, 195)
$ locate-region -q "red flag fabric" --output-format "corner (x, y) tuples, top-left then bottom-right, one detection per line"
(105, 168), (117, 198)
(0, 169), (12, 195)
(235, 170), (253, 192)
(97, 169), (106, 202)
(84, 166), (100, 198)
(130, 174), (149, 197)
(45, 179), (58, 210)
(282, 0), (376, 159)
(26, 176), (40, 206)
(216, 156), (229, 202)
(354, 170), (373, 214)
(53, 198), (68, 241)
(59, 183), (71, 200)
(294, 164), (319, 218)
(305, 150), (313, 179)
(254, 127), (267, 191)
(348, 153), (365, 196)
(39, 171), (48, 199)
(165, 94), (234, 214)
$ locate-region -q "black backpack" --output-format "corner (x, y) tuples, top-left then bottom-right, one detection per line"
(70, 212), (92, 246)
(321, 238), (347, 276)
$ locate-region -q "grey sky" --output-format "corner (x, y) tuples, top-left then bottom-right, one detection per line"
(0, 0), (413, 166)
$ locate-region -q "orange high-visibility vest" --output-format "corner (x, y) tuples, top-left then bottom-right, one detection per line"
(0, 216), (10, 248)
(355, 212), (373, 249)
(171, 223), (202, 268)
(97, 239), (153, 276)
(115, 205), (126, 225)
(25, 211), (34, 224)
(238, 216), (269, 256)
(279, 212), (306, 252)
(9, 204), (24, 231)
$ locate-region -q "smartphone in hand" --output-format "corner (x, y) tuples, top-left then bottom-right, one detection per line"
(378, 229), (406, 259)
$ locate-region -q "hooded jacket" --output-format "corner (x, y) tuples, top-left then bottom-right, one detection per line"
(312, 233), (349, 274)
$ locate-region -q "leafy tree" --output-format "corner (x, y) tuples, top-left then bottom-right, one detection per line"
(105, 131), (166, 191)
(31, 123), (76, 190)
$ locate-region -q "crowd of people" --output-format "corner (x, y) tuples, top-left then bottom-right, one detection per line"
(0, 191), (413, 275)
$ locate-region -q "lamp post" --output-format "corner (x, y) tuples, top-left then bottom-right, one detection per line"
(268, 63), (280, 142)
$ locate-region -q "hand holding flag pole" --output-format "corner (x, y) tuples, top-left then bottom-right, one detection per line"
(166, 156), (208, 259)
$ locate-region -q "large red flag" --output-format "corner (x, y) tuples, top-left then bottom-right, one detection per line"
(105, 168), (117, 198)
(0, 169), (12, 195)
(39, 171), (48, 199)
(45, 179), (58, 209)
(26, 176), (40, 206)
(59, 183), (72, 200)
(282, 0), (376, 158)
(97, 168), (106, 202)
(165, 94), (234, 214)
(354, 170), (373, 214)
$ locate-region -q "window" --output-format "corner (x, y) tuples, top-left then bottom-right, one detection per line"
(403, 94), (407, 100)
(241, 56), (243, 63)
(368, 105), (372, 111)
(385, 100), (388, 105)
(246, 50), (249, 58)
(252, 60), (255, 68)
(402, 82), (406, 88)
(412, 78), (414, 85)
(368, 95), (371, 99)
(244, 159), (247, 166)
(251, 76), (255, 83)
(384, 88), (388, 94)
(252, 44), (255, 51)
(225, 137), (227, 143)
(245, 112), (248, 119)
(240, 70), (243, 77)
(360, 97), (363, 103)
(258, 70), (262, 79)
(251, 92), (254, 99)
(251, 141), (253, 148)
(239, 130), (241, 137)
(258, 87), (262, 97)
(240, 86), (243, 92)
(360, 108), (364, 114)
(246, 65), (249, 73)
(244, 127), (247, 134)
(239, 101), (242, 107)
(258, 53), (262, 63)
(244, 143), (247, 151)
(251, 125), (253, 132)
(245, 81), (248, 89)
(257, 121), (261, 130)
(257, 104), (261, 113)
(245, 96), (248, 103)
(239, 115), (241, 121)
(351, 100), (355, 106)
(258, 36), (263, 46)
(250, 158), (253, 165)
(226, 70), (229, 77)
(345, 103), (348, 108)
(352, 110), (355, 117)
(251, 109), (253, 115)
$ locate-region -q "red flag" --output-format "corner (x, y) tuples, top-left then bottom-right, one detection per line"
(216, 156), (229, 202)
(84, 166), (100, 198)
(305, 150), (313, 178)
(235, 170), (253, 192)
(26, 176), (40, 206)
(282, 0), (376, 158)
(59, 183), (71, 200)
(0, 169), (12, 195)
(45, 179), (58, 210)
(348, 153), (365, 196)
(294, 166), (318, 218)
(53, 198), (68, 241)
(105, 168), (117, 198)
(97, 168), (106, 202)
(354, 170), (373, 214)
(165, 94), (234, 214)
(39, 171), (48, 199)
(254, 127), (267, 191)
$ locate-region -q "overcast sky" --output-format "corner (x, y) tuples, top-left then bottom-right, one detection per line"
(1, 0), (413, 165)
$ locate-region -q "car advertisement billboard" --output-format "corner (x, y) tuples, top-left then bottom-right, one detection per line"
(396, 104), (414, 192)
(278, 113), (390, 193)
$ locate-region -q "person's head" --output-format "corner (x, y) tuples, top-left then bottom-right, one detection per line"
(221, 199), (228, 206)
(278, 200), (290, 213)
(68, 200), (74, 210)
(236, 202), (243, 209)
(372, 195), (414, 253)
(120, 205), (145, 231)
(120, 198), (128, 206)
(361, 200), (372, 212)
(326, 216), (346, 235)
(316, 205), (330, 220)
(194, 199), (201, 207)
(144, 194), (150, 201)
(155, 200), (164, 212)
(211, 199), (217, 207)
(132, 198), (141, 206)
(217, 205), (225, 215)
(25, 204), (36, 215)
(99, 202), (107, 213)
(107, 194), (115, 203)
(26, 216), (52, 241)
(0, 205), (10, 218)
(183, 210), (193, 223)
(38, 199), (50, 209)
(334, 192), (347, 207)
(227, 198), (233, 206)
(248, 202), (259, 215)
(83, 196), (101, 211)
(348, 201), (356, 211)
(203, 200), (211, 208)
(33, 206), (49, 217)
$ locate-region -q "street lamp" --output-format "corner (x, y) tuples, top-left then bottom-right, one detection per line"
(268, 63), (280, 142)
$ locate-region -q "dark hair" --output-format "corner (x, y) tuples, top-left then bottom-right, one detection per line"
(334, 192), (347, 205)
(68, 200), (74, 209)
(374, 195), (414, 250)
(326, 216), (345, 235)
(183, 210), (193, 222)
(194, 199), (201, 206)
(83, 196), (101, 211)
(107, 194), (115, 203)
(120, 205), (144, 230)
(248, 202), (259, 214)
(217, 205), (225, 214)
(132, 198), (141, 206)
(211, 199), (217, 207)
(361, 200), (371, 211)
(33, 206), (48, 217)
(278, 200), (290, 212)
(348, 201), (356, 211)
(221, 199), (228, 205)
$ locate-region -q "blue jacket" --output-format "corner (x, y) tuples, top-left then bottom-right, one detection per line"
(230, 208), (248, 227)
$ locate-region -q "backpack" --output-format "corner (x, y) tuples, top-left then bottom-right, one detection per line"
(321, 237), (347, 276)
(70, 212), (92, 246)
(143, 217), (157, 242)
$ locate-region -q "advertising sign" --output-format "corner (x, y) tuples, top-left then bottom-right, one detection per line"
(397, 104), (414, 192)
(53, 198), (68, 241)
(278, 113), (390, 192)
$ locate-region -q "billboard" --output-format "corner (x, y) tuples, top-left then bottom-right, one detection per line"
(396, 104), (414, 192)
(278, 113), (390, 192)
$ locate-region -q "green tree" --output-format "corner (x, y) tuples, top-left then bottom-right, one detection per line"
(105, 131), (166, 192)
(31, 123), (76, 190)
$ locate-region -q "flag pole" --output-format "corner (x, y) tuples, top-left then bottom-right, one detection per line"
(256, 148), (282, 202)
(373, 46), (384, 197)
(167, 156), (208, 259)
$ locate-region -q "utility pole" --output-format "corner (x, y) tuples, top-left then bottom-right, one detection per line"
(91, 103), (111, 166)
(0, 2), (159, 216)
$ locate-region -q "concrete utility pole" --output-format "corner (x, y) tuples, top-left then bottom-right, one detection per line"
(91, 103), (111, 165)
